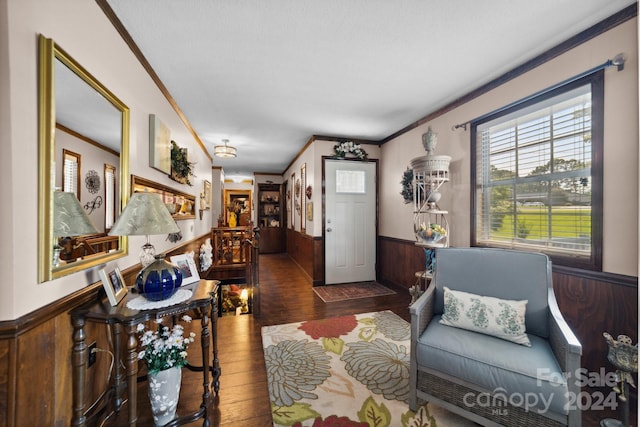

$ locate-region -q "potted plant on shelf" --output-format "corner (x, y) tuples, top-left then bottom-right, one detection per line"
(170, 140), (196, 185)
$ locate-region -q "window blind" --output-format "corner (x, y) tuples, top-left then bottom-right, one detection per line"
(63, 153), (79, 197)
(104, 164), (116, 229)
(475, 84), (593, 257)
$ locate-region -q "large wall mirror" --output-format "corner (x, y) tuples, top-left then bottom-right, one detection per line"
(38, 35), (130, 283)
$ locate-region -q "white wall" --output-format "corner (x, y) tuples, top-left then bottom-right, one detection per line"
(1, 0), (213, 320)
(379, 18), (639, 277)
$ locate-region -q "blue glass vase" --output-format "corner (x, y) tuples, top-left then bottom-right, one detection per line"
(136, 255), (183, 301)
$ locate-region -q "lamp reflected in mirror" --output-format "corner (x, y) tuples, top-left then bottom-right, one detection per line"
(53, 192), (99, 268)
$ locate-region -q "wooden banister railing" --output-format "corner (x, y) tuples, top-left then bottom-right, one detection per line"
(212, 226), (254, 265)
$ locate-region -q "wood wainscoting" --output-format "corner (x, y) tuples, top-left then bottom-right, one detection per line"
(286, 229), (323, 285)
(0, 234), (210, 427)
(377, 235), (639, 418)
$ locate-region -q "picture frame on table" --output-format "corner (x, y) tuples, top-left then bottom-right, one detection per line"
(99, 267), (127, 306)
(170, 252), (200, 285)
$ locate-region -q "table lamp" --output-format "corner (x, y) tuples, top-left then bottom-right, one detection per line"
(53, 191), (99, 267)
(108, 192), (183, 301)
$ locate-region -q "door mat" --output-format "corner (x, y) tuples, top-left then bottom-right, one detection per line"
(312, 282), (395, 303)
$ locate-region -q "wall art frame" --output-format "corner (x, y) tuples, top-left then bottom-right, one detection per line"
(307, 201), (313, 221)
(300, 163), (306, 231)
(149, 114), (171, 174)
(201, 180), (211, 210)
(290, 172), (296, 229)
(131, 175), (195, 220)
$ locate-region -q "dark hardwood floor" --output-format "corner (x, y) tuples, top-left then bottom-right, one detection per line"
(106, 253), (615, 426)
(108, 253), (412, 426)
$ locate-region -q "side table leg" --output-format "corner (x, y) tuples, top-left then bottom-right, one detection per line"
(200, 311), (211, 427)
(125, 324), (139, 426)
(112, 323), (125, 412)
(71, 315), (87, 427)
(210, 296), (221, 394)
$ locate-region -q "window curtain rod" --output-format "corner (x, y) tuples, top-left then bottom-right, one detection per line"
(452, 53), (625, 131)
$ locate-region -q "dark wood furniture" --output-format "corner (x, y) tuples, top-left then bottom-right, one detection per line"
(211, 227), (253, 266)
(257, 183), (284, 253)
(69, 279), (220, 427)
(204, 227), (261, 317)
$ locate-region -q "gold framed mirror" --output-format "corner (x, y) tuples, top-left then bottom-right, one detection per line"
(38, 35), (130, 283)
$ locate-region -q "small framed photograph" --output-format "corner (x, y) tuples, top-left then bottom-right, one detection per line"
(202, 180), (211, 210)
(99, 267), (127, 306)
(306, 201), (313, 221)
(170, 252), (200, 285)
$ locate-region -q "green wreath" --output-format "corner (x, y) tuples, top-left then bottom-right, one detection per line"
(400, 168), (413, 204)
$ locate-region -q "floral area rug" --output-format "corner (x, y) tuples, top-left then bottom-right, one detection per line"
(312, 282), (396, 303)
(261, 310), (475, 427)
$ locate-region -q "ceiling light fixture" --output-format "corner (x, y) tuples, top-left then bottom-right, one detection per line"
(214, 139), (237, 158)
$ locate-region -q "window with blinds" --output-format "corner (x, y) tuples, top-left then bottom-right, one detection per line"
(472, 71), (603, 270)
(62, 149), (81, 198)
(104, 164), (116, 230)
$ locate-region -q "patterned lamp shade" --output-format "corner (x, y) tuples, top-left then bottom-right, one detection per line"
(54, 192), (99, 237)
(52, 192), (99, 268)
(109, 192), (180, 236)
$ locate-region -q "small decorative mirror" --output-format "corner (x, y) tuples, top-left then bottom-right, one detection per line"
(37, 35), (130, 282)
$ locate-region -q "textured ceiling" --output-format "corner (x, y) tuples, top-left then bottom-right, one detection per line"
(105, 0), (635, 179)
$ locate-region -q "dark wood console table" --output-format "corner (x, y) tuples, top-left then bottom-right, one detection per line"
(70, 279), (220, 426)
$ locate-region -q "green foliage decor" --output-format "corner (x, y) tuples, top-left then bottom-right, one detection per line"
(170, 140), (196, 186)
(400, 168), (413, 204)
(333, 141), (368, 160)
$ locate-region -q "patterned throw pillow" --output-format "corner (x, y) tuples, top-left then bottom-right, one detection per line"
(439, 286), (531, 346)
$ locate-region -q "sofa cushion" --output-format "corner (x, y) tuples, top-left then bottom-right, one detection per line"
(440, 286), (531, 346)
(416, 315), (568, 415)
(432, 248), (551, 338)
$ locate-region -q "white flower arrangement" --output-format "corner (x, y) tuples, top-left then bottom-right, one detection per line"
(137, 315), (196, 374)
(334, 141), (368, 160)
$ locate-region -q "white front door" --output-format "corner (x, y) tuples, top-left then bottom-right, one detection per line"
(324, 159), (376, 284)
